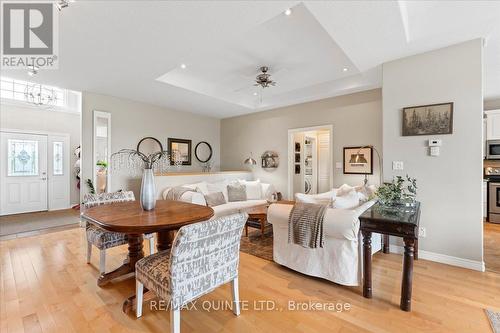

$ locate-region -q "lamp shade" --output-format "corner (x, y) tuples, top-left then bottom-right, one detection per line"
(243, 153), (257, 165)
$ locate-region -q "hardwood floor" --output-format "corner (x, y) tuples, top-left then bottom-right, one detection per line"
(1, 227), (500, 333)
(485, 221), (500, 273)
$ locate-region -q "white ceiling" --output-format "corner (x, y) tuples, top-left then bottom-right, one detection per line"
(1, 1), (499, 118)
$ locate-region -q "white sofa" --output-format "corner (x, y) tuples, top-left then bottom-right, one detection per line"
(268, 199), (382, 286)
(162, 180), (275, 219)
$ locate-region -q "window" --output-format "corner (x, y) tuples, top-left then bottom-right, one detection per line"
(8, 139), (39, 176)
(1, 77), (66, 107)
(53, 141), (63, 175)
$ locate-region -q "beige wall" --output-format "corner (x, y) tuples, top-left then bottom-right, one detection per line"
(0, 104), (81, 205)
(383, 39), (483, 265)
(220, 89), (382, 197)
(81, 92), (221, 197)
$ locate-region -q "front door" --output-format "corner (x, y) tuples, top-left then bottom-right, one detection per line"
(0, 132), (48, 215)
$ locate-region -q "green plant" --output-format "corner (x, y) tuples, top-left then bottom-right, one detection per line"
(96, 160), (108, 168)
(376, 175), (417, 206)
(86, 178), (96, 194)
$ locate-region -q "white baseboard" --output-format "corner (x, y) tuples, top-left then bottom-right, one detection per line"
(389, 245), (485, 272)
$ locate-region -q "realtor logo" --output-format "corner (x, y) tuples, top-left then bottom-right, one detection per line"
(1, 1), (59, 69)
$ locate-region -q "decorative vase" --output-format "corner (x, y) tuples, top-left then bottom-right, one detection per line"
(140, 168), (156, 211)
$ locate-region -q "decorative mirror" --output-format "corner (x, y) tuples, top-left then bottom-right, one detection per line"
(137, 137), (163, 156)
(194, 141), (213, 163)
(168, 138), (192, 166)
(93, 110), (111, 193)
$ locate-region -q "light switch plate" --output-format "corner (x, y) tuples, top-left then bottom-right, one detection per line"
(335, 162), (342, 169)
(392, 161), (404, 170)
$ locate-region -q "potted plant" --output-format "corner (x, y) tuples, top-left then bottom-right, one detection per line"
(376, 175), (417, 207)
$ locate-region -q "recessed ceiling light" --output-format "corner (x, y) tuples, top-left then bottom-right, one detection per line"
(180, 63), (187, 69)
(284, 8), (292, 16)
(342, 67), (348, 72)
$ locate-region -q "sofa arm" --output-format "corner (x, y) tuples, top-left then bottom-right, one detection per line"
(162, 188), (206, 206)
(268, 200), (376, 241)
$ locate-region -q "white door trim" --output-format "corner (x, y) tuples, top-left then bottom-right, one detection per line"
(0, 129), (71, 214)
(287, 125), (334, 199)
(93, 110), (111, 193)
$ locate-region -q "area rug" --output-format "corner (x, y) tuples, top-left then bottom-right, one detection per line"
(0, 209), (80, 236)
(239, 226), (273, 261)
(486, 309), (500, 333)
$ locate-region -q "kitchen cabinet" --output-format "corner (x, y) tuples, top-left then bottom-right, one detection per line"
(485, 110), (500, 140)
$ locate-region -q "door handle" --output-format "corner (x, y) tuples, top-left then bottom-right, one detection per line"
(41, 177), (47, 180)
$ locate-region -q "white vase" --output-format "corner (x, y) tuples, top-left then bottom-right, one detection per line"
(140, 168), (156, 211)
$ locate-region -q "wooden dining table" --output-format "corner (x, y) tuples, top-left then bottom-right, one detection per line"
(81, 199), (214, 313)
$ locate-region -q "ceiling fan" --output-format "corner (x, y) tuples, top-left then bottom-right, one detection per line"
(254, 66), (276, 88)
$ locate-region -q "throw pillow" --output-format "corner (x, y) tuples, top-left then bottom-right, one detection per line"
(184, 181), (209, 195)
(336, 184), (355, 197)
(242, 180), (262, 200)
(295, 191), (335, 207)
(207, 180), (229, 202)
(204, 192), (226, 207)
(332, 190), (360, 209)
(227, 182), (247, 202)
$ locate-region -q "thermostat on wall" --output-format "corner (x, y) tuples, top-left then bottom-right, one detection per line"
(428, 139), (442, 147)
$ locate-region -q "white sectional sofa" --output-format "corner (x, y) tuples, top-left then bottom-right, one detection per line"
(162, 179), (275, 219)
(268, 188), (382, 287)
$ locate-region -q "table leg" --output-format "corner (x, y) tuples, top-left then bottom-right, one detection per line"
(156, 230), (175, 252)
(260, 218), (266, 238)
(383, 234), (390, 253)
(122, 230), (176, 314)
(97, 234), (144, 287)
(362, 230), (372, 298)
(414, 239), (419, 260)
(400, 237), (415, 311)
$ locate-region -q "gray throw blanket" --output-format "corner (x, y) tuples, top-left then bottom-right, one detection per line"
(288, 202), (328, 248)
(165, 186), (195, 201)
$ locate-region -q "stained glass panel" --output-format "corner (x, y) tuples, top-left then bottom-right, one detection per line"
(8, 139), (39, 176)
(53, 141), (63, 175)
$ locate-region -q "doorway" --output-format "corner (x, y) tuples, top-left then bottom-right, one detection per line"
(288, 125), (333, 199)
(0, 130), (70, 215)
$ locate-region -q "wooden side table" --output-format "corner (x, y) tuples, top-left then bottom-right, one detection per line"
(359, 202), (421, 312)
(245, 205), (269, 238)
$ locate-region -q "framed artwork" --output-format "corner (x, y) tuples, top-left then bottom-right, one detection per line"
(295, 142), (301, 152)
(261, 151), (279, 168)
(295, 164), (300, 174)
(343, 146), (373, 175)
(168, 138), (192, 165)
(294, 153), (300, 163)
(402, 102), (453, 136)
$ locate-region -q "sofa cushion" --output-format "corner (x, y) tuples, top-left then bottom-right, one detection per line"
(212, 200), (267, 218)
(207, 180), (229, 202)
(184, 181), (209, 195)
(227, 182), (247, 202)
(204, 192), (226, 207)
(261, 183), (275, 200)
(295, 190), (335, 207)
(332, 190), (359, 209)
(242, 180), (262, 200)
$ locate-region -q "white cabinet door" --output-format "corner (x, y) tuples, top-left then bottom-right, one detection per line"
(0, 132), (48, 215)
(486, 110), (500, 140)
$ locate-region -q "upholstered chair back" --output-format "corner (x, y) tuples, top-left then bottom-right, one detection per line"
(168, 212), (247, 309)
(83, 191), (135, 209)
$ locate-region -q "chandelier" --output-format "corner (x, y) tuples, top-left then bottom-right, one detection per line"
(24, 83), (58, 107)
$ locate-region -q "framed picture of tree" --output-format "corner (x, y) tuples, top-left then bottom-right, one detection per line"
(402, 102), (453, 136)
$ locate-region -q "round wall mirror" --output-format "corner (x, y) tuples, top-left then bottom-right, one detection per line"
(137, 137), (163, 155)
(194, 141), (212, 163)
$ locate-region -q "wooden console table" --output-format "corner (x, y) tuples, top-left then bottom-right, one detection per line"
(359, 202), (421, 312)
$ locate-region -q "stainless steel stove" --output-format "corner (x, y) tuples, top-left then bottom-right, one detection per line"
(485, 167), (500, 223)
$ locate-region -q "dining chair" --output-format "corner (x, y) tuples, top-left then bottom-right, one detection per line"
(135, 212), (248, 333)
(83, 191), (156, 274)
